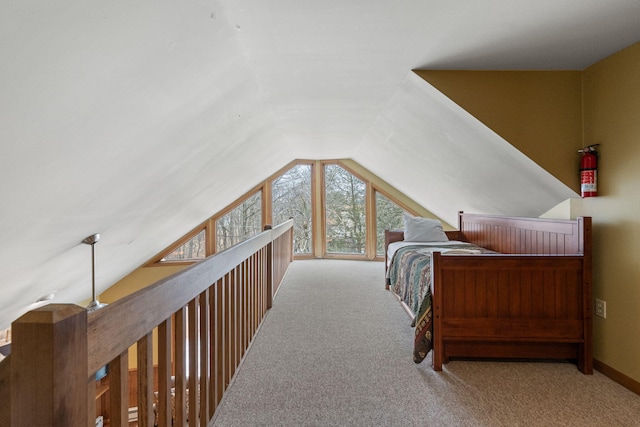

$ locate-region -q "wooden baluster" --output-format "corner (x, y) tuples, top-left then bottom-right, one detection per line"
(174, 307), (187, 426)
(266, 239), (274, 310)
(243, 259), (249, 353)
(237, 261), (244, 359)
(157, 319), (172, 427)
(199, 290), (209, 426)
(228, 269), (236, 382)
(138, 333), (154, 427)
(11, 304), (88, 427)
(208, 283), (217, 416)
(215, 277), (225, 408)
(188, 298), (198, 426)
(250, 255), (256, 338)
(109, 351), (129, 427)
(87, 370), (96, 427)
(237, 263), (244, 362)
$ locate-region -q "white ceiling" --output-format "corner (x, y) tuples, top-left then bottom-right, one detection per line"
(1, 0), (639, 329)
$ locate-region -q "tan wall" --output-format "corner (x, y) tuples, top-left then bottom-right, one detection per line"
(580, 42), (640, 383)
(415, 70), (583, 191)
(419, 42), (640, 384)
(100, 264), (187, 368)
(100, 265), (187, 304)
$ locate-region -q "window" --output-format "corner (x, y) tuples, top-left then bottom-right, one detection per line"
(272, 164), (313, 254)
(324, 164), (366, 255)
(152, 159), (431, 265)
(161, 230), (206, 262)
(375, 192), (405, 256)
(216, 191), (262, 252)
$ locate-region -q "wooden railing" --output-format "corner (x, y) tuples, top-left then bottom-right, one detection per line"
(2, 219), (294, 427)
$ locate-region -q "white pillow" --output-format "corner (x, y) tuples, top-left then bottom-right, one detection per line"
(403, 214), (449, 242)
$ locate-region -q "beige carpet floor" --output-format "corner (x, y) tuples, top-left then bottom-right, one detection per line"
(212, 259), (640, 426)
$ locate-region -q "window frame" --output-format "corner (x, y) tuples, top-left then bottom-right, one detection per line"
(148, 159), (427, 266)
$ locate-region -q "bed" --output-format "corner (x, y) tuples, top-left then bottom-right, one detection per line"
(385, 212), (593, 374)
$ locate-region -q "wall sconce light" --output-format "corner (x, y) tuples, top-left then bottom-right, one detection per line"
(83, 233), (107, 312)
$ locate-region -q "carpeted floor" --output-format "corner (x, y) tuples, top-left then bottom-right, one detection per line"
(212, 259), (640, 426)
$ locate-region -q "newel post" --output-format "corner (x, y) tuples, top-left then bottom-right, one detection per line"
(264, 225), (274, 310)
(11, 304), (88, 427)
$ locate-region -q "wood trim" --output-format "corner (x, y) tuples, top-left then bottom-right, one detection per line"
(262, 179), (273, 228)
(0, 354), (11, 427)
(594, 359), (640, 396)
(371, 184), (420, 218)
(206, 218), (216, 257)
(315, 160), (326, 257)
(365, 180), (376, 259)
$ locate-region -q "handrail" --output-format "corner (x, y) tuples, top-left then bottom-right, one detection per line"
(7, 219), (294, 427)
(87, 219), (293, 376)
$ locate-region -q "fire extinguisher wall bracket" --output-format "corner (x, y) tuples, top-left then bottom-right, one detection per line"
(579, 145), (598, 197)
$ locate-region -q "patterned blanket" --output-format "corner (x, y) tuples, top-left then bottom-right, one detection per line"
(386, 243), (489, 363)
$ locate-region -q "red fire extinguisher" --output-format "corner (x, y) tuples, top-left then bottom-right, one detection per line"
(579, 145), (599, 197)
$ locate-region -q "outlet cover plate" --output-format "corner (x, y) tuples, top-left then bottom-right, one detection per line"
(595, 298), (606, 318)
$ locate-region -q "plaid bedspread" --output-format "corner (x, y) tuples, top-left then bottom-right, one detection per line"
(386, 243), (488, 363)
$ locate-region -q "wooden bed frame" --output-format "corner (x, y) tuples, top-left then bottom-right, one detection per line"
(385, 212), (593, 374)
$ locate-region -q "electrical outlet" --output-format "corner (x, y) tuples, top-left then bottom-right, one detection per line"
(595, 298), (606, 319)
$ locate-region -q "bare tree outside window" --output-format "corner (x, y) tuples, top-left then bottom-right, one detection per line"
(375, 192), (405, 256)
(272, 164), (313, 254)
(325, 164), (366, 254)
(162, 230), (206, 261)
(216, 191), (262, 252)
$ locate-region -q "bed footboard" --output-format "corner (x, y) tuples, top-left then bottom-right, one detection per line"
(431, 253), (592, 374)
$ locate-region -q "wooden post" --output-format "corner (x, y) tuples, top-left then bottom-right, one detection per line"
(11, 304), (88, 427)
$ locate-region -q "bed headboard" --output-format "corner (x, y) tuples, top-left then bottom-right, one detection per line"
(458, 212), (591, 256)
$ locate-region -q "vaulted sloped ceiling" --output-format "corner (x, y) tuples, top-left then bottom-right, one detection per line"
(1, 0), (639, 329)
(353, 72), (578, 225)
